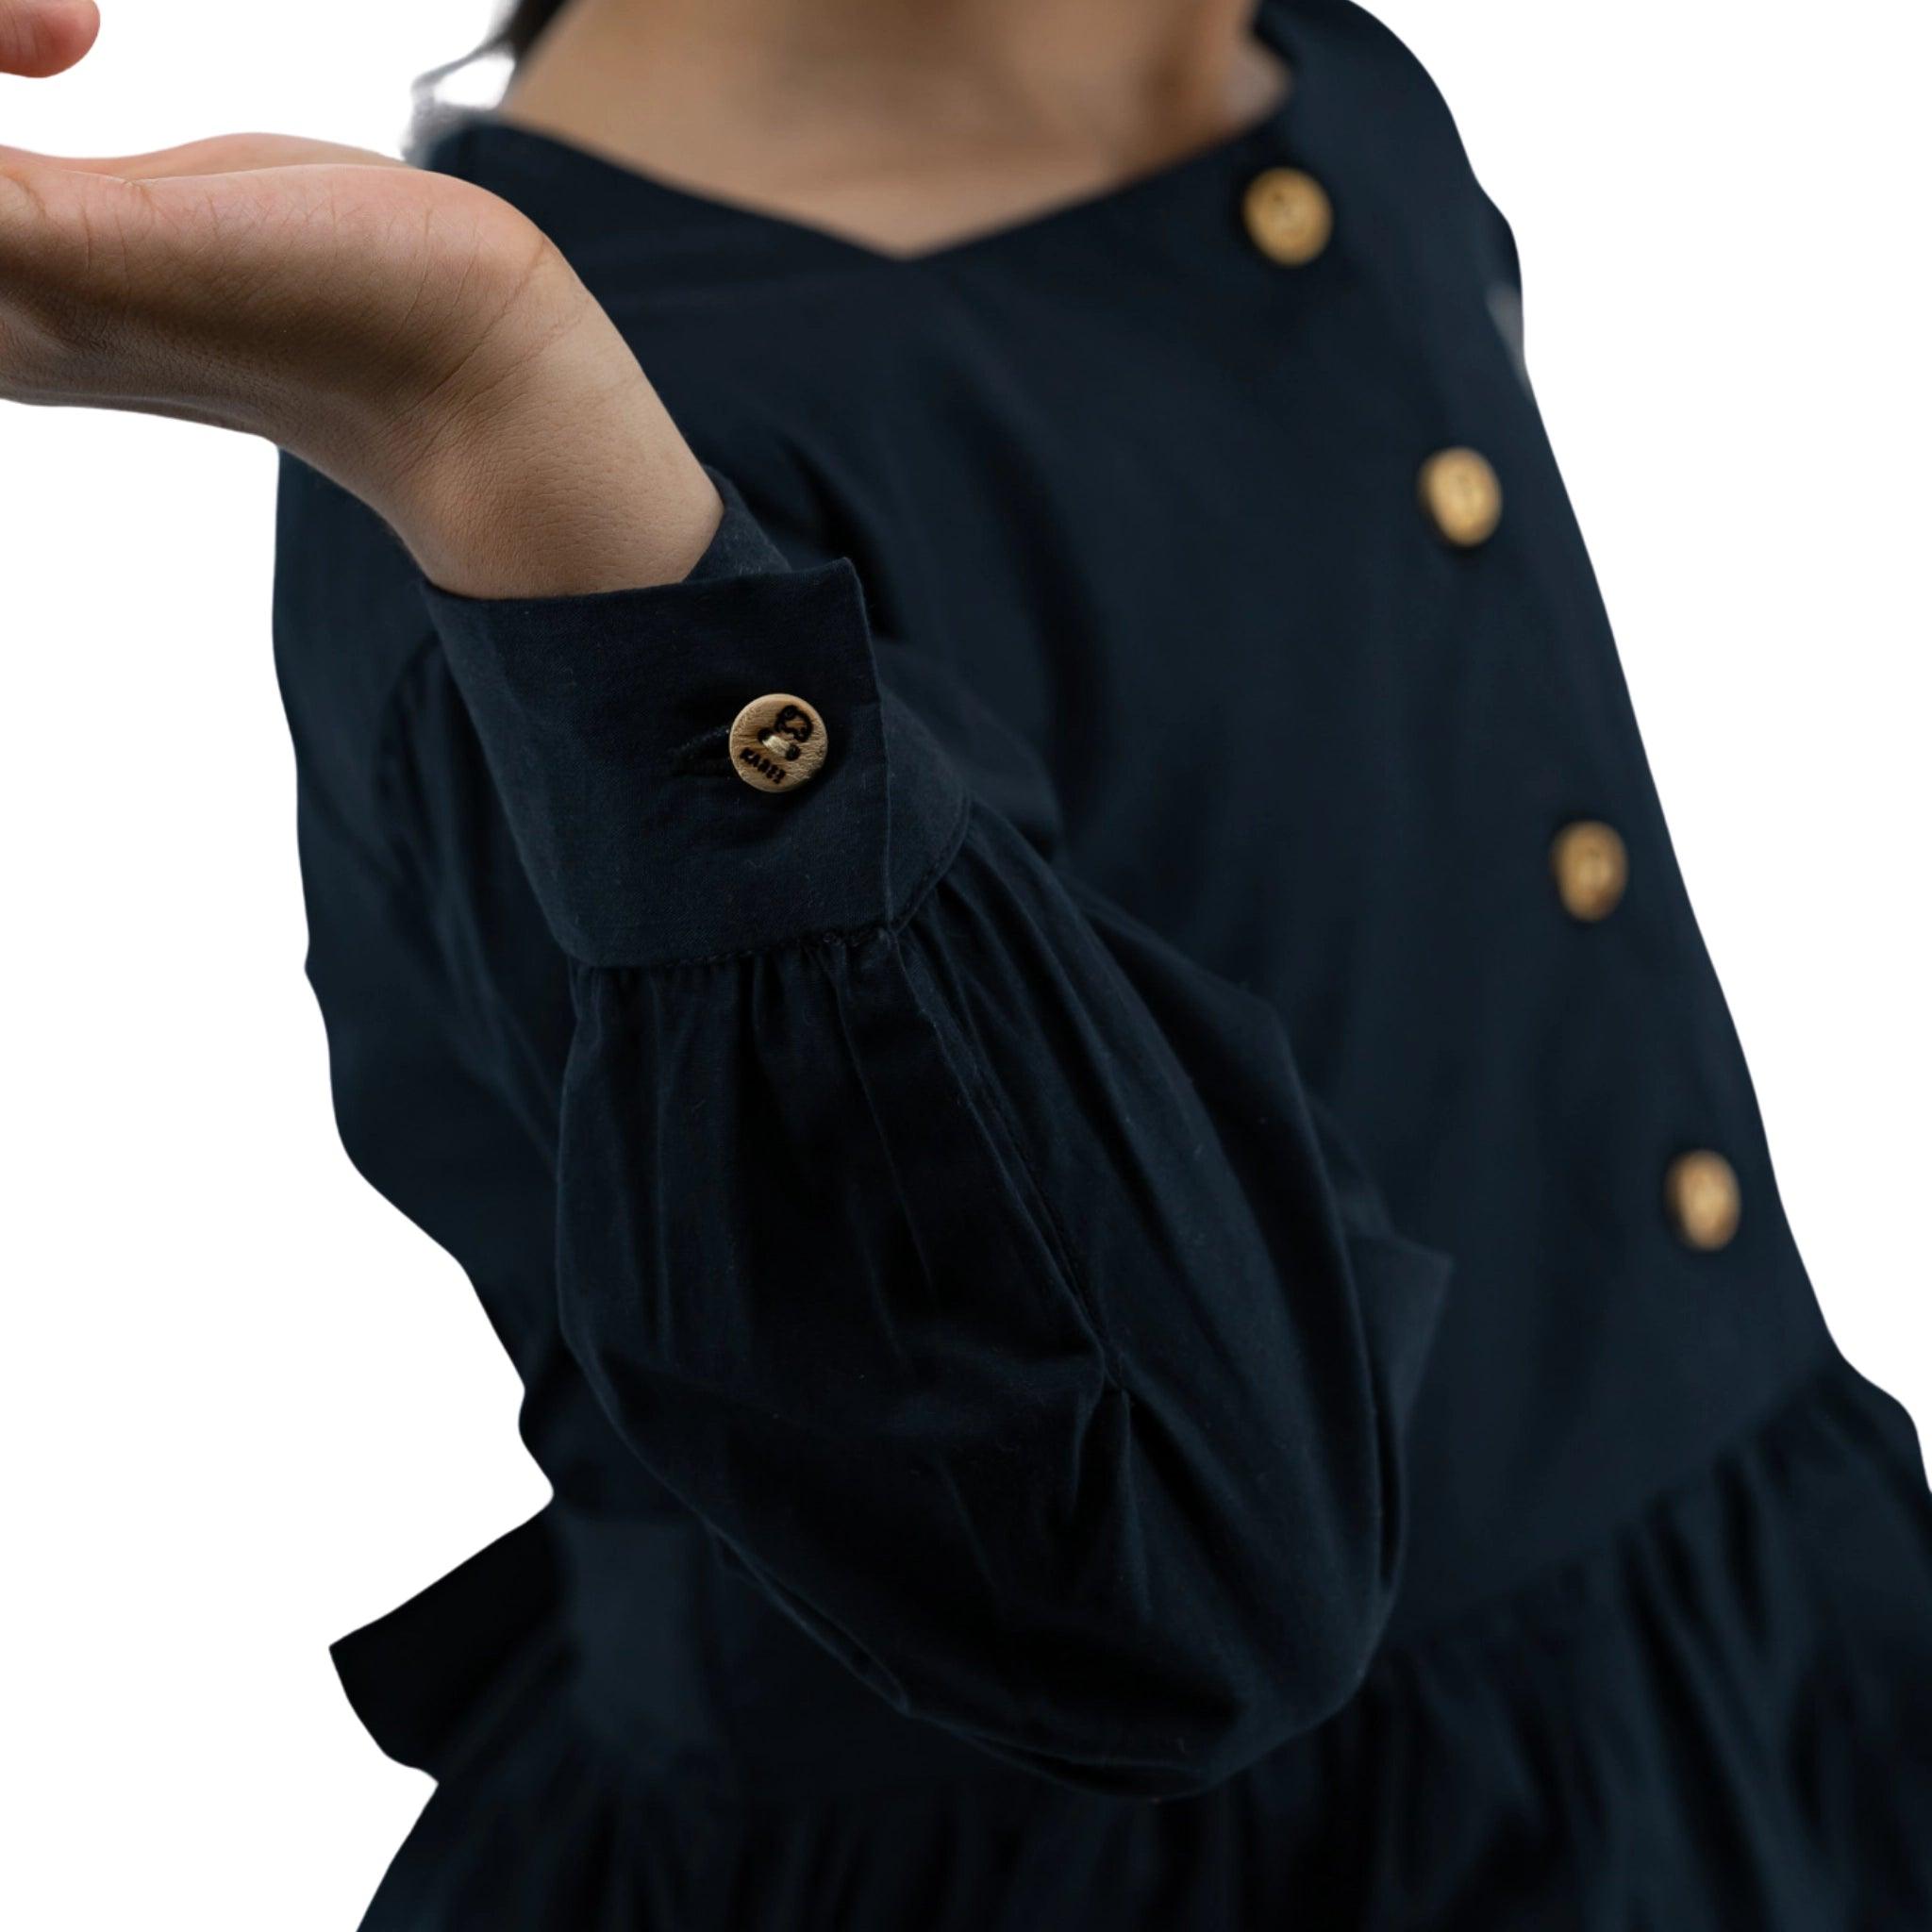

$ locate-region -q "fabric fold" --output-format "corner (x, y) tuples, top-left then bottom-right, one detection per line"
(331, 1507), (562, 1780)
(347, 1358), (1932, 1929)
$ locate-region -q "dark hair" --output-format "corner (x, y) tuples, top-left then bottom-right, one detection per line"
(494, 0), (572, 61)
(410, 0), (573, 150)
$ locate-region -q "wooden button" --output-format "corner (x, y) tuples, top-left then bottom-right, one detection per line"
(1551, 821), (1628, 922)
(1664, 1151), (1741, 1253)
(1242, 167), (1334, 266)
(1419, 447), (1503, 548)
(728, 693), (828, 793)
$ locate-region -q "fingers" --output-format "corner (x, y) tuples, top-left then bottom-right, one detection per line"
(0, 135), (440, 427)
(0, 0), (99, 77)
(0, 131), (406, 179)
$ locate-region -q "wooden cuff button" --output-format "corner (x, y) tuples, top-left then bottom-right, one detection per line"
(729, 693), (829, 792)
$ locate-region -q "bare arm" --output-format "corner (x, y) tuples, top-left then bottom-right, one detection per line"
(1, 2), (722, 596)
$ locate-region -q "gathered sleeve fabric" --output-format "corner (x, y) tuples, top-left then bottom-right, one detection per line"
(423, 477), (1453, 1798)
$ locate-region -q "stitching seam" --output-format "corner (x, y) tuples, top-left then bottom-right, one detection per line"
(600, 787), (972, 974)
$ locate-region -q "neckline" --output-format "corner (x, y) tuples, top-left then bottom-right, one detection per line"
(437, 3), (1307, 275)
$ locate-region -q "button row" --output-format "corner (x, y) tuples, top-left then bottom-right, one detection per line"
(738, 206), (1735, 1247)
(1408, 375), (1733, 1247)
(1244, 165), (1507, 554)
(1547, 821), (1740, 1248)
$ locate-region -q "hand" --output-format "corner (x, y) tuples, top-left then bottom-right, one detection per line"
(1, 4), (721, 596)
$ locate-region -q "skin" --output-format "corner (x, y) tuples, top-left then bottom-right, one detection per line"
(506, 0), (1284, 257)
(1, 0), (1273, 597)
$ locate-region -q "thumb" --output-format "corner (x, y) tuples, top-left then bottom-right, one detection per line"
(0, 0), (100, 78)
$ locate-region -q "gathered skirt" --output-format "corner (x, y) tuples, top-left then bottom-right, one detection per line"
(351, 1352), (1932, 1930)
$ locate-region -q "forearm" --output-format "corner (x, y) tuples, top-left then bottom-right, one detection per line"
(3, 83), (722, 607)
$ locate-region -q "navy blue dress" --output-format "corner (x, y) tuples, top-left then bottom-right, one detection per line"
(272, 2), (1932, 1923)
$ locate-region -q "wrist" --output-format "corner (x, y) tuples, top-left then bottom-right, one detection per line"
(349, 300), (724, 601)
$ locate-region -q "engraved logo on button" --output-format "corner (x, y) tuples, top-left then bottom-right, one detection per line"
(760, 704), (815, 761)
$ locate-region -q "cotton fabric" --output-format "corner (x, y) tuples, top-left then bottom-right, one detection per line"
(269, 1), (1932, 1922)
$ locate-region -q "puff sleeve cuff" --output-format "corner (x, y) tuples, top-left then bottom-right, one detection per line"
(424, 475), (965, 968)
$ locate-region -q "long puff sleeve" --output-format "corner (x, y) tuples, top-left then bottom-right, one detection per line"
(425, 477), (1452, 1798)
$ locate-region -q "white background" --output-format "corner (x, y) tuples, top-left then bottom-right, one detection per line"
(2, 3), (1925, 1924)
